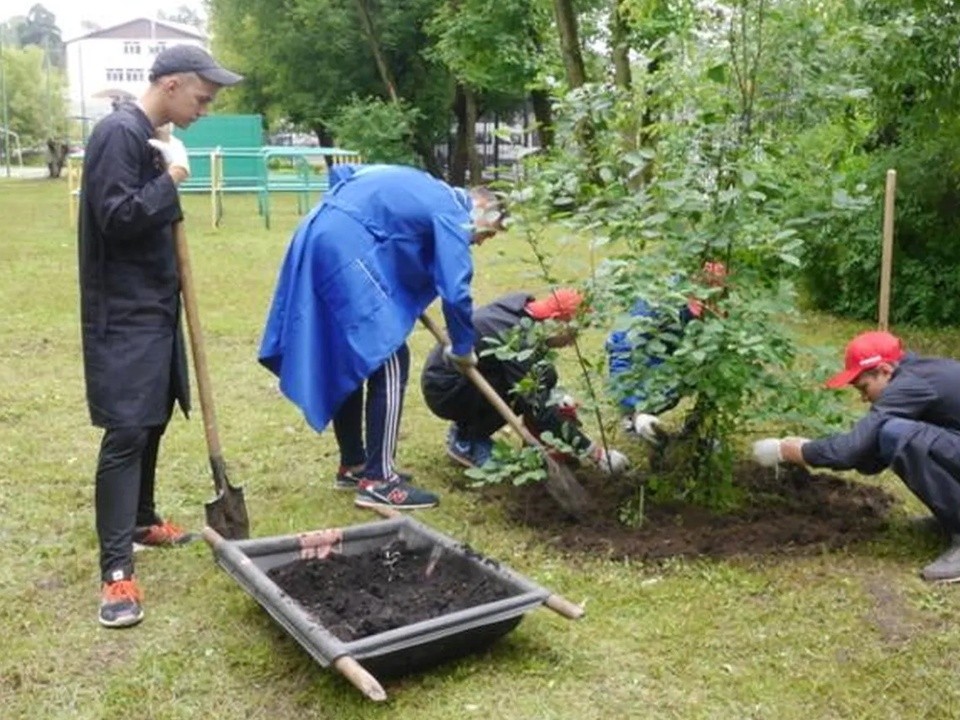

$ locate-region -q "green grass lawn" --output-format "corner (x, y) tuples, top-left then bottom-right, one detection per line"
(3, 178), (960, 719)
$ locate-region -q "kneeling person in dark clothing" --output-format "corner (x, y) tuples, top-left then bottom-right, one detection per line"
(421, 289), (628, 475)
(753, 330), (960, 582)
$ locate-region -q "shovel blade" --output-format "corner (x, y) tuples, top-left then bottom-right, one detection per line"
(205, 485), (250, 540)
(544, 456), (592, 520)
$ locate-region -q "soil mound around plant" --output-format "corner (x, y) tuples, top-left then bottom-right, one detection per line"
(267, 540), (515, 641)
(502, 464), (898, 561)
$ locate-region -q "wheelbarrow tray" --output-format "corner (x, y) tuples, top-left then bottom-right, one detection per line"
(204, 514), (552, 679)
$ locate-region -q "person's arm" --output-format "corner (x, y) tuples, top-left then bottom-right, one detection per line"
(431, 213), (475, 356)
(794, 412), (888, 474)
(85, 125), (181, 240)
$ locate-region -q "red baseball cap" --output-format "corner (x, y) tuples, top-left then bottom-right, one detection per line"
(687, 261), (728, 318)
(525, 288), (584, 322)
(825, 330), (905, 389)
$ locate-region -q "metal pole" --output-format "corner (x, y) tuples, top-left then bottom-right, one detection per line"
(1, 33), (10, 178)
(44, 34), (52, 140)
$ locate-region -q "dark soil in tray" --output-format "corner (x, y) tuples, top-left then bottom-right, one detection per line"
(501, 462), (898, 561)
(266, 540), (515, 641)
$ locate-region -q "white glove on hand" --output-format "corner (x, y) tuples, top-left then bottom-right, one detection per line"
(589, 443), (630, 475)
(633, 412), (667, 445)
(752, 438), (783, 467)
(147, 136), (190, 176)
(443, 345), (478, 370)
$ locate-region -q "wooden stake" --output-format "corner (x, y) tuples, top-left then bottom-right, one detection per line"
(878, 169), (896, 331)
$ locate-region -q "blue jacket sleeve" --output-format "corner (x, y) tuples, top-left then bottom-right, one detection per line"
(431, 214), (475, 355)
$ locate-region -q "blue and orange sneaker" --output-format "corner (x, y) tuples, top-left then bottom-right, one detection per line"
(99, 571), (144, 629)
(133, 520), (197, 550)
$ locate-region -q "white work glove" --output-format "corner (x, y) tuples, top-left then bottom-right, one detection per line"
(148, 136), (190, 176)
(752, 438), (783, 467)
(588, 443), (630, 475)
(443, 345), (478, 370)
(633, 412), (668, 446)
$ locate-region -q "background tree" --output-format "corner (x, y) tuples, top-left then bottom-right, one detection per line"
(157, 5), (208, 31)
(17, 4), (63, 69)
(209, 0), (450, 174)
(0, 44), (68, 150)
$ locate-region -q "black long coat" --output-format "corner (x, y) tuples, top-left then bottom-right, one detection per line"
(77, 103), (190, 428)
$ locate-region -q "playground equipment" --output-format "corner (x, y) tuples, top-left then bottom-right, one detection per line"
(66, 114), (361, 228)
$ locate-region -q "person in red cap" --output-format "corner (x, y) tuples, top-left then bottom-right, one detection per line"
(420, 290), (629, 475)
(607, 261), (728, 444)
(753, 330), (960, 582)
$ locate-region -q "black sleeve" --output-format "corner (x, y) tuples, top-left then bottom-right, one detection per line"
(512, 363), (592, 451)
(85, 124), (181, 240)
(801, 411), (888, 474)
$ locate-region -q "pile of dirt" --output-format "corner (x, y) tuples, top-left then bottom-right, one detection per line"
(501, 463), (898, 561)
(267, 540), (515, 641)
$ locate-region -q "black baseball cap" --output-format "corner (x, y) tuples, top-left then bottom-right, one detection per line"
(149, 44), (243, 86)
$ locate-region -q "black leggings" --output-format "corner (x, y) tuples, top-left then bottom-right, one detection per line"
(95, 425), (165, 581)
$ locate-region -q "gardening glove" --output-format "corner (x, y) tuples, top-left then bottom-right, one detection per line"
(752, 438), (783, 467)
(148, 135), (190, 176)
(554, 393), (579, 422)
(588, 443), (629, 476)
(443, 345), (478, 371)
(633, 412), (669, 446)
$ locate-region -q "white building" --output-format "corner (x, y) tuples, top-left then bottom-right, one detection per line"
(64, 18), (206, 135)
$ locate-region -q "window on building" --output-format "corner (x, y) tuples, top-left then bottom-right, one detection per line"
(125, 68), (144, 82)
(106, 68), (124, 82)
(123, 41), (141, 55)
(148, 42), (167, 55)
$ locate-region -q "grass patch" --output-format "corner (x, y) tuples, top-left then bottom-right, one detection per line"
(3, 179), (960, 718)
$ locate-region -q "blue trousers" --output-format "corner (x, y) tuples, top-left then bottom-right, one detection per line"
(332, 343), (409, 481)
(878, 418), (960, 534)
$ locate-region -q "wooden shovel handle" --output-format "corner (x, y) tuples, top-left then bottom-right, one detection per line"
(174, 222), (224, 463)
(418, 313), (544, 449)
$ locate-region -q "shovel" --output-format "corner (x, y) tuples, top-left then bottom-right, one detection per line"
(419, 313), (591, 519)
(174, 221), (250, 539)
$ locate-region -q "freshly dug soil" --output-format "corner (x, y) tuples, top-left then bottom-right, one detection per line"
(267, 540), (515, 641)
(502, 463), (898, 561)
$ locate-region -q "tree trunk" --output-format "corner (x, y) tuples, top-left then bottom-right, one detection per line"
(553, 0), (587, 88)
(353, 0), (400, 103)
(611, 0), (632, 91)
(413, 136), (444, 178)
(312, 124), (336, 167)
(530, 89), (554, 149)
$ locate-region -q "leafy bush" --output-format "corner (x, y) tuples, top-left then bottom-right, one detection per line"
(327, 96), (421, 165)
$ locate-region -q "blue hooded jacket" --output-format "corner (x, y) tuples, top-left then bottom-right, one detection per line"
(258, 164), (477, 431)
(606, 298), (696, 414)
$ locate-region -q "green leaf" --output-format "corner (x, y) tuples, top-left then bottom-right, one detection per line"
(706, 64), (728, 83)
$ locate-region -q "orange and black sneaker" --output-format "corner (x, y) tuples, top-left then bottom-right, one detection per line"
(99, 571), (144, 628)
(133, 520), (197, 550)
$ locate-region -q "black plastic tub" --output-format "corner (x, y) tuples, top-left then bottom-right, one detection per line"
(203, 514), (580, 700)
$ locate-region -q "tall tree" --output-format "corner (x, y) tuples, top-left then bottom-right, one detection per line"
(0, 44), (67, 147)
(553, 0), (587, 87)
(17, 4), (63, 69)
(209, 0), (451, 172)
(157, 5), (207, 31)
